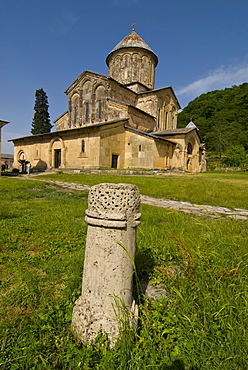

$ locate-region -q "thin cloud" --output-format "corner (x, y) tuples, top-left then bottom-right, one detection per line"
(176, 64), (248, 105)
(52, 10), (78, 35)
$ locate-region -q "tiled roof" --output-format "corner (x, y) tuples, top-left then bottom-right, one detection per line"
(153, 128), (194, 135)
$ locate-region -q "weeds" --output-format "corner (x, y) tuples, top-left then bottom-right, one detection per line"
(0, 177), (247, 369)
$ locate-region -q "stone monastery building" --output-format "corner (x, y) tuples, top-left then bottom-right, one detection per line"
(12, 30), (206, 172)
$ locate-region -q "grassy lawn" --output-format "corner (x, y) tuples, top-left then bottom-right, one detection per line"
(0, 175), (247, 369)
(36, 171), (248, 209)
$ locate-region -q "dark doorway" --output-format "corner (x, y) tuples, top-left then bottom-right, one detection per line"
(111, 154), (118, 169)
(54, 149), (61, 168)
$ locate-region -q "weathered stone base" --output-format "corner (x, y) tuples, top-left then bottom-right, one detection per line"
(72, 296), (138, 346)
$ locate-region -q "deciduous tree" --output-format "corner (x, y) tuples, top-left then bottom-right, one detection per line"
(178, 83), (248, 156)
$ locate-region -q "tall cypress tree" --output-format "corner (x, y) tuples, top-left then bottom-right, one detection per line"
(31, 88), (52, 134)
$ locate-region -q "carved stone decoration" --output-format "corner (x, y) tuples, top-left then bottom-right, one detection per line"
(71, 183), (141, 347)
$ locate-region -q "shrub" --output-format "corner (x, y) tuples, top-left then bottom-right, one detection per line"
(222, 145), (247, 167)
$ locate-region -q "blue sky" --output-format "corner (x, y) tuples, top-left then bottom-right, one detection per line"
(1, 0), (248, 154)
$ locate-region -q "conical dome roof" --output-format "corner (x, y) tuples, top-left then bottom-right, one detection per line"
(106, 30), (158, 66)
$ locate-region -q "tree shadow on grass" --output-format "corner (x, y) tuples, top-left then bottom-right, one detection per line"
(0, 213), (18, 220)
(163, 359), (200, 370)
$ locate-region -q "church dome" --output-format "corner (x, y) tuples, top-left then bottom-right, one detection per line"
(106, 30), (158, 66)
(106, 30), (158, 91)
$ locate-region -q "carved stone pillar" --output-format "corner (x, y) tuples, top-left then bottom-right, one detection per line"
(71, 183), (141, 346)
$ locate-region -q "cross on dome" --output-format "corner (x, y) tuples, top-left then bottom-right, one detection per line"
(131, 22), (136, 31)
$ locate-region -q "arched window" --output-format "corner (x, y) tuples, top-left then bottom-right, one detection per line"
(149, 61), (154, 84)
(133, 54), (139, 80)
(71, 94), (79, 126)
(187, 142), (193, 155)
(81, 140), (85, 153)
(165, 111), (168, 129)
(157, 97), (163, 130)
(95, 85), (105, 122)
(157, 108), (161, 129)
(98, 100), (102, 120)
(73, 107), (77, 126)
(85, 102), (89, 123)
(82, 81), (92, 124)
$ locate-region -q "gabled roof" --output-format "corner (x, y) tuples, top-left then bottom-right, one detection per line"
(65, 70), (108, 95)
(153, 127), (204, 143)
(9, 119), (129, 143)
(125, 125), (177, 145)
(138, 86), (181, 109)
(153, 128), (194, 135)
(0, 119), (9, 128)
(107, 97), (156, 119)
(186, 119), (198, 129)
(54, 111), (68, 123)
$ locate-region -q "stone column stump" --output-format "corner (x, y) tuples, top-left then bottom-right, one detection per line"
(71, 183), (141, 346)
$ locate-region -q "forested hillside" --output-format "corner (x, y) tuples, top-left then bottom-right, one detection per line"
(178, 83), (248, 158)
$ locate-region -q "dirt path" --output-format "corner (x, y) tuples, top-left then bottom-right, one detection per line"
(13, 176), (248, 220)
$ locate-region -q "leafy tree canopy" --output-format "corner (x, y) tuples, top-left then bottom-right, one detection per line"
(222, 144), (247, 167)
(178, 83), (248, 156)
(31, 88), (53, 135)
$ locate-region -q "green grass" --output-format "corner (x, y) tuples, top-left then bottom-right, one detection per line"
(35, 171), (248, 209)
(0, 176), (247, 369)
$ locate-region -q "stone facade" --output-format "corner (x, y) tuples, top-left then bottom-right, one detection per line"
(11, 30), (206, 173)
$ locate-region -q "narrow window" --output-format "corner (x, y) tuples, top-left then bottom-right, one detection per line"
(165, 112), (168, 129)
(187, 142), (193, 155)
(98, 100), (102, 120)
(73, 107), (77, 125)
(85, 102), (89, 123)
(139, 145), (142, 152)
(81, 140), (85, 153)
(157, 109), (161, 129)
(150, 62), (153, 83)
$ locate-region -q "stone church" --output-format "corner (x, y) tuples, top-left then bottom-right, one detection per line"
(11, 30), (206, 173)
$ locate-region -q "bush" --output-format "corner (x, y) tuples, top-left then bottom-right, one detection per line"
(222, 145), (248, 167)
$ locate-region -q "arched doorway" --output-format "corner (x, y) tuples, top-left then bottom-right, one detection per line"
(49, 137), (65, 169)
(186, 142), (193, 172)
(54, 149), (61, 168)
(17, 150), (26, 173)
